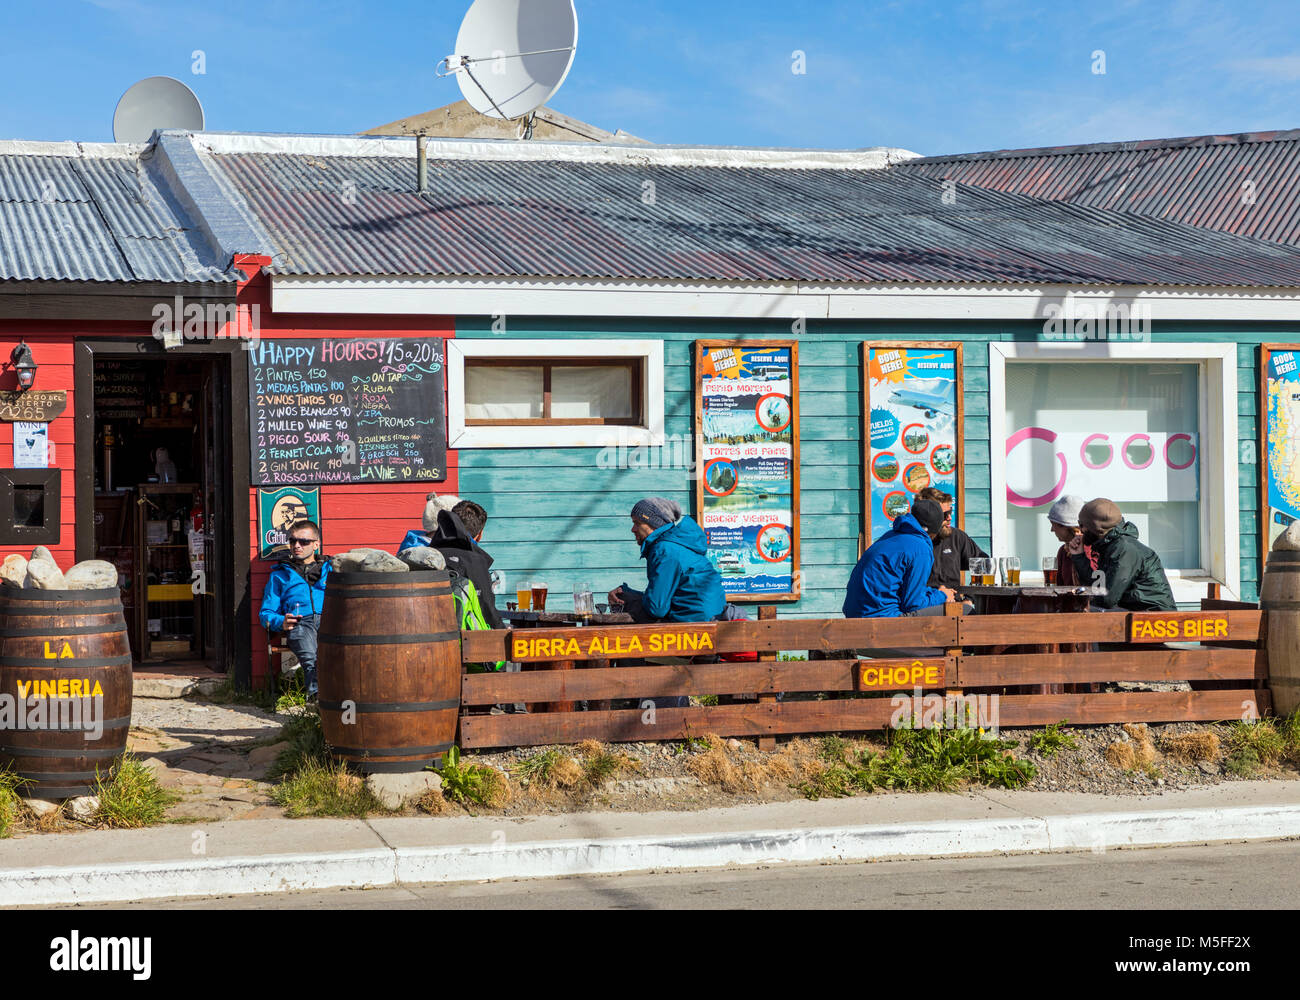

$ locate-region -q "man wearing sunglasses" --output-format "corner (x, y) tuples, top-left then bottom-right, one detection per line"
(258, 520), (330, 698)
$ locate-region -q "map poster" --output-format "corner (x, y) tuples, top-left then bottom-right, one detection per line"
(257, 486), (321, 561)
(1263, 345), (1300, 561)
(695, 341), (800, 602)
(863, 342), (963, 548)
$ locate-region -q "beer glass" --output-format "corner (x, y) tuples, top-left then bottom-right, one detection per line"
(532, 580), (549, 612)
(1004, 556), (1021, 586)
(971, 558), (992, 586)
(573, 583), (594, 619)
(516, 580), (533, 611)
(1042, 556), (1058, 586)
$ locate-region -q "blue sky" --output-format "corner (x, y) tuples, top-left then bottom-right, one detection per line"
(2, 0), (1298, 155)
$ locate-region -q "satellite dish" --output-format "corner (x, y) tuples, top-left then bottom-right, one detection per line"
(112, 76), (204, 142)
(442, 0), (578, 121)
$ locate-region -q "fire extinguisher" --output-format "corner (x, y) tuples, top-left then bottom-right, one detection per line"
(189, 498), (204, 535)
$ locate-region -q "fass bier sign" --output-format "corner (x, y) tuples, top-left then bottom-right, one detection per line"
(1129, 613), (1230, 641)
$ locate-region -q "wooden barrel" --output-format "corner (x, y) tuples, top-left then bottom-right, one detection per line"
(318, 570), (460, 773)
(1263, 549), (1300, 716)
(0, 584), (132, 799)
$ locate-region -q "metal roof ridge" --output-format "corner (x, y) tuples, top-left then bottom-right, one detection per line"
(904, 128), (1300, 165)
(183, 130), (921, 170)
(0, 139), (148, 157)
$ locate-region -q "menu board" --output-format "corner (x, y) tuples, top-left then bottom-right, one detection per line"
(1263, 344), (1300, 556)
(695, 342), (799, 601)
(248, 337), (446, 485)
(93, 360), (148, 420)
(864, 343), (963, 546)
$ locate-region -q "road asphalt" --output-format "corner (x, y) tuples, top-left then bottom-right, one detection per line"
(5, 779), (1300, 907)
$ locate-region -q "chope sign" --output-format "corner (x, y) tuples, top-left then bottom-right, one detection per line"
(858, 659), (947, 691)
(1129, 613), (1230, 641)
(510, 624), (717, 662)
(0, 390), (66, 423)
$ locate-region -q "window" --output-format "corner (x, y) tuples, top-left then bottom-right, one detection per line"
(464, 360), (642, 425)
(448, 339), (665, 448)
(990, 342), (1239, 601)
(0, 468), (60, 545)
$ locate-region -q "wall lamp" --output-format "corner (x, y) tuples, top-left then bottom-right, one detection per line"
(10, 342), (37, 391)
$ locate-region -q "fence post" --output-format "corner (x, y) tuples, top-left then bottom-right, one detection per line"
(943, 601), (964, 728)
(757, 605), (777, 752)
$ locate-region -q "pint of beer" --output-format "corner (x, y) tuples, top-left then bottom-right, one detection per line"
(1041, 556), (1057, 586)
(517, 582), (533, 610)
(532, 582), (548, 612)
(1004, 556), (1021, 586)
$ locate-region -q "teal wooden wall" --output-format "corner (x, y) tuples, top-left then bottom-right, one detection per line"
(455, 317), (1300, 612)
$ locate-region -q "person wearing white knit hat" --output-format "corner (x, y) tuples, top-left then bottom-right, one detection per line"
(1047, 494), (1097, 587)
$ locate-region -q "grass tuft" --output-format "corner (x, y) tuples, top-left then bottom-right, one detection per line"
(434, 746), (512, 808)
(1162, 730), (1221, 764)
(0, 765), (30, 838)
(1028, 720), (1079, 757)
(93, 753), (176, 829)
(271, 757), (382, 818)
(267, 708), (327, 782)
(1223, 718), (1285, 777)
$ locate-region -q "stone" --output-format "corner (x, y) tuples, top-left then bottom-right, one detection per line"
(66, 795), (99, 821)
(726, 738), (743, 751)
(424, 493), (461, 531)
(364, 770), (442, 810)
(1275, 520), (1300, 552)
(132, 676), (195, 699)
(331, 548), (410, 573)
(1197, 759), (1219, 774)
(25, 798), (61, 817)
(29, 546), (54, 564)
(247, 741), (290, 769)
(0, 554), (27, 588)
(64, 559), (120, 590)
(398, 545), (447, 571)
(24, 559), (66, 589)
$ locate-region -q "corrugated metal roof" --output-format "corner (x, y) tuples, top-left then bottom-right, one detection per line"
(901, 129), (1300, 246)
(0, 147), (235, 283)
(201, 146), (1300, 287)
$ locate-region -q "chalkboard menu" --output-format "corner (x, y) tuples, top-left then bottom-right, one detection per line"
(248, 337), (447, 485)
(94, 360), (148, 420)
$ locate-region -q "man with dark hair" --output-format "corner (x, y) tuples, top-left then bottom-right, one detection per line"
(421, 506), (504, 630)
(258, 519), (330, 698)
(917, 487), (987, 590)
(1071, 498), (1176, 611)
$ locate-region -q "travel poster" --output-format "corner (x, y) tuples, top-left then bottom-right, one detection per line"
(696, 342), (799, 600)
(1265, 346), (1300, 552)
(865, 344), (962, 546)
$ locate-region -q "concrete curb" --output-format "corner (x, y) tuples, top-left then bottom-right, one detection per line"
(7, 802), (1300, 906)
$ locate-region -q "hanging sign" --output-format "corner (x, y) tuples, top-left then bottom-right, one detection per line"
(864, 343), (963, 546)
(0, 390), (66, 423)
(257, 486), (321, 560)
(695, 341), (799, 602)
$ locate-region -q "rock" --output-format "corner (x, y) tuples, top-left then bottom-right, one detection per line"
(132, 676), (195, 699)
(1197, 760), (1219, 774)
(398, 545), (447, 571)
(67, 795), (99, 821)
(424, 493), (461, 531)
(1275, 521), (1300, 552)
(331, 548), (409, 573)
(24, 559), (66, 589)
(64, 560), (119, 590)
(29, 546), (54, 564)
(0, 554), (27, 588)
(726, 738), (743, 751)
(364, 770), (442, 810)
(247, 741), (290, 769)
(25, 798), (61, 817)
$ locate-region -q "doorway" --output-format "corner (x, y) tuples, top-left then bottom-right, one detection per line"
(76, 340), (249, 681)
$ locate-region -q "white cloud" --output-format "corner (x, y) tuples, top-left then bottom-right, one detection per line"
(1222, 55), (1300, 81)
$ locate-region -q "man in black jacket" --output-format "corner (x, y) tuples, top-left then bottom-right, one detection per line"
(1070, 498), (1176, 612)
(422, 502), (505, 629)
(918, 487), (987, 590)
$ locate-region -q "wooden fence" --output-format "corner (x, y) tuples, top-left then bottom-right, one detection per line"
(456, 606), (1270, 750)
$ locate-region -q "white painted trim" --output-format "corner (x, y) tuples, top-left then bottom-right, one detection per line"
(271, 275), (1300, 321)
(188, 130), (917, 170)
(988, 342), (1240, 600)
(447, 338), (665, 448)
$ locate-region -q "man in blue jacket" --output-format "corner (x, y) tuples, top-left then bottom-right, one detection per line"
(608, 497), (726, 709)
(844, 499), (957, 618)
(258, 519), (330, 698)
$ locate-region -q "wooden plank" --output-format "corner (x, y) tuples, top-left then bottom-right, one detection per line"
(994, 690), (1269, 726)
(957, 648), (1267, 686)
(509, 622), (717, 663)
(462, 658), (950, 704)
(958, 611), (1265, 647)
(461, 616), (959, 662)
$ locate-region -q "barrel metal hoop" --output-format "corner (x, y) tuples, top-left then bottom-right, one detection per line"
(1264, 565), (1300, 572)
(2, 624), (128, 637)
(0, 654), (133, 668)
(326, 587), (451, 598)
(0, 744), (126, 758)
(13, 769), (112, 781)
(337, 758), (444, 774)
(0, 605), (125, 617)
(1262, 600), (1300, 610)
(318, 698), (460, 713)
(319, 632), (459, 645)
(0, 585), (122, 601)
(328, 742), (454, 757)
(327, 570), (450, 586)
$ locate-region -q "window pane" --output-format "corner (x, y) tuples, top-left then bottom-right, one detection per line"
(465, 365), (543, 420)
(1005, 362), (1201, 569)
(551, 365), (635, 420)
(13, 487), (44, 528)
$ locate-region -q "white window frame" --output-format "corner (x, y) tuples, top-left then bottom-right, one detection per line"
(448, 338), (665, 448)
(989, 342), (1239, 602)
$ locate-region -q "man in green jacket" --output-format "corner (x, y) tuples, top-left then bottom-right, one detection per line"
(1068, 498), (1176, 611)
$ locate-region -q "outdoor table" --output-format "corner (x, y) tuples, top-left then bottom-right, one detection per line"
(959, 584), (1106, 695)
(500, 610), (635, 713)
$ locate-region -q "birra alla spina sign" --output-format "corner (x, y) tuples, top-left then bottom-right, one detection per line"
(510, 625), (717, 662)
